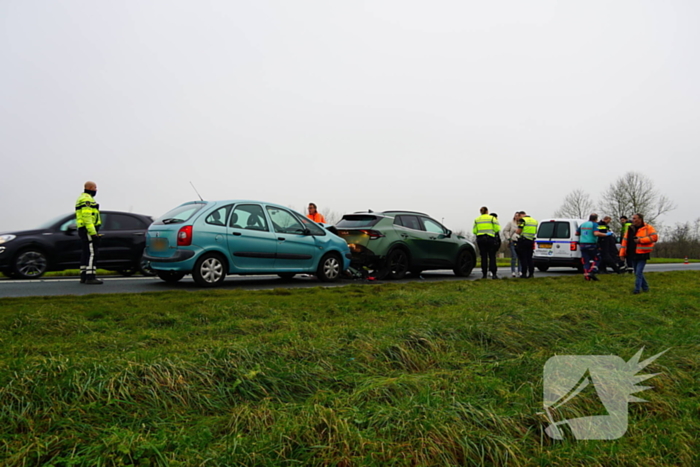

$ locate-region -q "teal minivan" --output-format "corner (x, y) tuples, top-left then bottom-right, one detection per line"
(144, 200), (351, 287)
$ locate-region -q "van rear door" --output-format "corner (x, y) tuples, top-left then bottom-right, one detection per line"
(535, 220), (578, 261)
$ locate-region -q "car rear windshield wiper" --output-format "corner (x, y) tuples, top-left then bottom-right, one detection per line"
(161, 218), (184, 224)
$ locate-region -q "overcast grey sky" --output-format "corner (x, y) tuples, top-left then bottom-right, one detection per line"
(2, 0), (699, 234)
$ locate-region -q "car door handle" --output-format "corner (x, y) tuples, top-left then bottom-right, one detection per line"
(133, 232), (144, 236)
(232, 232), (241, 236)
(429, 236), (437, 240)
(278, 237), (286, 241)
(401, 234), (408, 238)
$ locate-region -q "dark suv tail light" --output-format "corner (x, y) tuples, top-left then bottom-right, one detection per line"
(177, 225), (193, 246)
(361, 229), (385, 239)
(570, 241), (578, 251)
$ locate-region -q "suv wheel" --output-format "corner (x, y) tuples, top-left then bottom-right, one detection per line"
(317, 253), (341, 282)
(386, 249), (409, 280)
(453, 249), (475, 277)
(14, 249), (49, 279)
(193, 253), (226, 287)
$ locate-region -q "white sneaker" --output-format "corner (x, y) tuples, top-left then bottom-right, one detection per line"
(511, 272), (516, 277)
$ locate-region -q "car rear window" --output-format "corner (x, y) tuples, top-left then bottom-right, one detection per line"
(537, 221), (571, 239)
(153, 203), (206, 225)
(335, 215), (380, 228)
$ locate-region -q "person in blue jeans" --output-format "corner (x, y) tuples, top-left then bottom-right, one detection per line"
(576, 214), (612, 281)
(502, 212), (522, 277)
(620, 213), (659, 294)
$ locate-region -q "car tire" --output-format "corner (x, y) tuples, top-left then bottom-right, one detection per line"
(192, 253), (227, 287)
(386, 248), (409, 280)
(278, 273), (296, 280)
(537, 265), (550, 272)
(13, 249), (49, 279)
(316, 253), (342, 282)
(156, 271), (186, 283)
(453, 248), (475, 277)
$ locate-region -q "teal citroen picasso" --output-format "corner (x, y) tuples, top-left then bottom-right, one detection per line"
(144, 200), (351, 287)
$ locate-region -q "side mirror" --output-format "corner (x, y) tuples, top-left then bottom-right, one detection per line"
(65, 225), (77, 235)
(302, 228), (311, 236)
(445, 230), (452, 238)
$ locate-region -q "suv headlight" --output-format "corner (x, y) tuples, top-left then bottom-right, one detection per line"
(0, 234), (16, 244)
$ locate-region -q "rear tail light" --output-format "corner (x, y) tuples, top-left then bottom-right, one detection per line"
(177, 225), (193, 246)
(361, 229), (385, 239)
(570, 241), (578, 251)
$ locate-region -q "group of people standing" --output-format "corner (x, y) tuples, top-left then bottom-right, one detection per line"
(473, 208), (537, 280)
(473, 208), (658, 294)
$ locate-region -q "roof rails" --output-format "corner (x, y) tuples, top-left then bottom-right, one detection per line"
(381, 210), (429, 216)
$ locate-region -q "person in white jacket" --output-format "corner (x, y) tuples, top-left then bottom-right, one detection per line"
(502, 212), (522, 277)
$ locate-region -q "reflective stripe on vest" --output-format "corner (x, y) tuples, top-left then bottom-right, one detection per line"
(474, 214), (496, 236)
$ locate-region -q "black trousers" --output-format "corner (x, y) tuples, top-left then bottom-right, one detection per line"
(598, 241), (621, 273)
(516, 238), (535, 278)
(78, 228), (99, 275)
(476, 235), (498, 276)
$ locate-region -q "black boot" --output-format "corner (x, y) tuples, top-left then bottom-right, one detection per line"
(80, 271), (87, 283)
(84, 274), (103, 285)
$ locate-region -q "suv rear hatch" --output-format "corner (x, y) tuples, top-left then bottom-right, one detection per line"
(334, 214), (384, 248)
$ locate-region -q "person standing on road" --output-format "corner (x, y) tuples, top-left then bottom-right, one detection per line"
(76, 181), (103, 285)
(577, 213), (610, 281)
(619, 216), (633, 272)
(597, 216), (622, 274)
(307, 203), (326, 224)
(515, 211), (537, 279)
(502, 212), (522, 277)
(620, 213), (658, 294)
(473, 206), (501, 279)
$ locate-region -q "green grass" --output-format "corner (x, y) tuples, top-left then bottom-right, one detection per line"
(0, 272), (698, 466)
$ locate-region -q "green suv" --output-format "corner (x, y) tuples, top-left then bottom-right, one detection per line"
(333, 210), (476, 279)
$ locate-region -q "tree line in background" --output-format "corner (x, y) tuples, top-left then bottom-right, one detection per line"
(555, 171), (699, 259)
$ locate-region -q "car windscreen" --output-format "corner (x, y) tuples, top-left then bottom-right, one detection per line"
(537, 222), (571, 239)
(335, 215), (381, 228)
(37, 214), (71, 230)
(153, 203), (206, 225)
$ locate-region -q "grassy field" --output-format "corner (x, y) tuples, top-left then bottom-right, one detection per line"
(0, 271), (698, 466)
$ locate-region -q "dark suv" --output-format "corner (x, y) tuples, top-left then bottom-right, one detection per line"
(0, 211), (153, 279)
(334, 210), (477, 279)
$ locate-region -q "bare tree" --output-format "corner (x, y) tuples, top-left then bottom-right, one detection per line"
(553, 189), (595, 219)
(599, 172), (676, 228)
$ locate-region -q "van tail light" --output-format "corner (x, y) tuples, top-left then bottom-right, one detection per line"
(361, 229), (385, 239)
(570, 241), (578, 251)
(177, 225), (193, 246)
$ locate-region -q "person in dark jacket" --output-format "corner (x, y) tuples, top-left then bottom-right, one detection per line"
(597, 216), (622, 274)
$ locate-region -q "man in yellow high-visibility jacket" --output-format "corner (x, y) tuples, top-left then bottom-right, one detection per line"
(75, 181), (103, 285)
(473, 206), (501, 279)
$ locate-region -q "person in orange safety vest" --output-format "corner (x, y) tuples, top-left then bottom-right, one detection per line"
(620, 213), (658, 294)
(306, 203), (326, 224)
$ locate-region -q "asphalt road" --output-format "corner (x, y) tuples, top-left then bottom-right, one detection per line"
(1, 263), (698, 298)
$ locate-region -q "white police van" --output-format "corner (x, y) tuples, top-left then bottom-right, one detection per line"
(533, 218), (586, 272)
